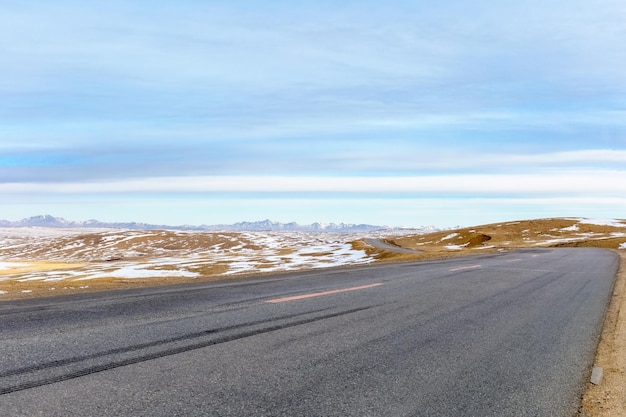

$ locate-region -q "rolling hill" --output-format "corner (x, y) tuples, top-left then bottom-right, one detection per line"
(1, 217), (625, 299)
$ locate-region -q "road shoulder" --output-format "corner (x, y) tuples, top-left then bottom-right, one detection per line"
(581, 251), (626, 416)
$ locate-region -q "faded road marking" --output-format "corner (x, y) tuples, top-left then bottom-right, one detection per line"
(266, 283), (383, 303)
(449, 265), (481, 272)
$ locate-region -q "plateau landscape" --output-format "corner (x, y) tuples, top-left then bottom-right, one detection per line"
(3, 0), (626, 416)
(1, 215), (626, 417)
(1, 216), (624, 299)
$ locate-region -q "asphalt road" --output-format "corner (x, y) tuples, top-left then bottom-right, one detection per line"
(0, 248), (619, 416)
(364, 238), (423, 253)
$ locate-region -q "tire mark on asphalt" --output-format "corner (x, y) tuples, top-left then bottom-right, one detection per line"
(0, 308), (329, 379)
(0, 306), (373, 395)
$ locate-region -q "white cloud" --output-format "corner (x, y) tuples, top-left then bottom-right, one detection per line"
(500, 149), (626, 164)
(2, 1), (626, 227)
(2, 171), (625, 195)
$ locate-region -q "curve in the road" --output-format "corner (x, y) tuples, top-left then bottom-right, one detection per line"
(0, 248), (618, 417)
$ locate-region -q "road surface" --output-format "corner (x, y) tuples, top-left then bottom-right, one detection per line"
(0, 248), (618, 416)
(364, 238), (423, 253)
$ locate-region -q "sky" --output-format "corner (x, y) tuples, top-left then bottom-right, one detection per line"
(1, 0), (626, 228)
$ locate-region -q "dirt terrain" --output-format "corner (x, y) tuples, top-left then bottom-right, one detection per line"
(1, 217), (626, 415)
(385, 217), (626, 254)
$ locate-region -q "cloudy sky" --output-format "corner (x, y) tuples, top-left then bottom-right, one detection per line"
(1, 0), (625, 227)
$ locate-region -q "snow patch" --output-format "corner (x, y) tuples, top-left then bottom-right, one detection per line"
(0, 229), (394, 285)
(446, 244), (468, 250)
(619, 243), (626, 250)
(441, 233), (459, 241)
(0, 262), (23, 270)
(573, 218), (626, 228)
(77, 264), (200, 280)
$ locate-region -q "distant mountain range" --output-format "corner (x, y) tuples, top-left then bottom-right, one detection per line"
(0, 215), (438, 233)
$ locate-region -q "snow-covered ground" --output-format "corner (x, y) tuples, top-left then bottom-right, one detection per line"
(567, 218), (626, 228)
(0, 229), (388, 287)
(2, 218), (625, 297)
(0, 262), (23, 270)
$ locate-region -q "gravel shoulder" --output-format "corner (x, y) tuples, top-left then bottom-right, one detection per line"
(581, 251), (626, 416)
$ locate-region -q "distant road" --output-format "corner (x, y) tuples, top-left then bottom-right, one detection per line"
(0, 248), (618, 416)
(364, 237), (423, 253)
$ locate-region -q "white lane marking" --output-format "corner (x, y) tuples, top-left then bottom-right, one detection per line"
(449, 265), (482, 272)
(265, 283), (383, 303)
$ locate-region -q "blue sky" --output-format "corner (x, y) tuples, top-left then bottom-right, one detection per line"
(1, 0), (626, 227)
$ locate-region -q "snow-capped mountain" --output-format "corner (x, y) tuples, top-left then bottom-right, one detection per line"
(217, 219), (387, 232)
(0, 215), (436, 233)
(0, 215), (162, 230)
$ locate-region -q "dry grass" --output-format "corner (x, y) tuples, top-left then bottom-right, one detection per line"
(0, 230), (249, 261)
(0, 276), (190, 299)
(356, 217), (626, 264)
(351, 239), (492, 266)
(2, 218), (624, 300)
(0, 265), (239, 299)
(0, 261), (86, 275)
(390, 217), (626, 253)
